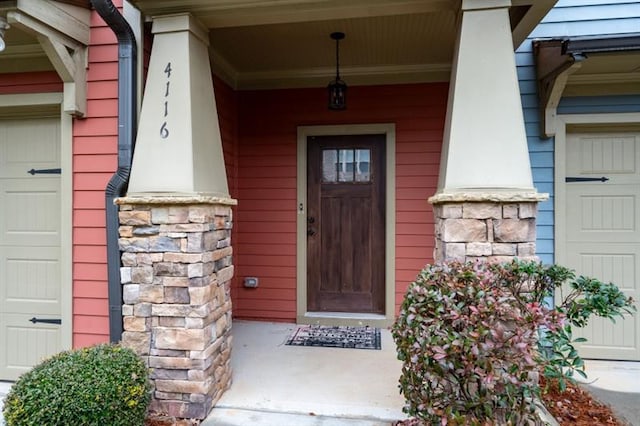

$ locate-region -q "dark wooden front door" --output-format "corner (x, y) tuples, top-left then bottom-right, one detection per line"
(307, 134), (385, 313)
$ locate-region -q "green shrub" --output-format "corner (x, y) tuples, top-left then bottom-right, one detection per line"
(3, 343), (151, 426)
(392, 260), (635, 424)
(494, 261), (636, 390)
(392, 261), (547, 424)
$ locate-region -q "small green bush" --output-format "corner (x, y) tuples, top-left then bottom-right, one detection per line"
(3, 343), (151, 426)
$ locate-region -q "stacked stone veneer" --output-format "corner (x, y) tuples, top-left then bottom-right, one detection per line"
(431, 200), (544, 263)
(116, 198), (235, 420)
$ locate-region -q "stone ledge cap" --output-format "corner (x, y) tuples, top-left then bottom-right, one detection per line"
(429, 192), (549, 205)
(116, 194), (237, 206)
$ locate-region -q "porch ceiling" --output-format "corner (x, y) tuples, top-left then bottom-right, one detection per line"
(209, 12), (457, 89)
(0, 0), (557, 88)
(131, 0), (557, 90)
(0, 0), (90, 74)
(564, 52), (640, 96)
(0, 26), (53, 73)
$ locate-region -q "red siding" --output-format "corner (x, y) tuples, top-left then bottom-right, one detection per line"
(0, 71), (62, 94)
(71, 3), (121, 348)
(213, 77), (240, 302)
(234, 83), (446, 322)
(214, 76), (238, 199)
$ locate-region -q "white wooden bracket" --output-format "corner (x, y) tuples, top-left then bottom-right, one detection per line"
(7, 0), (90, 117)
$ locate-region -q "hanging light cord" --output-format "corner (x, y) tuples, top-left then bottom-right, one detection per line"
(335, 37), (341, 80)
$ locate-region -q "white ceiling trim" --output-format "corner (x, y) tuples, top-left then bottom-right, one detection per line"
(0, 42), (44, 58)
(214, 61), (452, 90)
(210, 47), (240, 90)
(199, 0), (456, 28)
(135, 0), (456, 28)
(569, 72), (640, 85)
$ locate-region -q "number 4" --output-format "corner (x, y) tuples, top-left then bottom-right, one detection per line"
(164, 62), (172, 78)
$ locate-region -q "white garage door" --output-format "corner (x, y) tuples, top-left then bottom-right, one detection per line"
(564, 131), (640, 361)
(0, 117), (63, 380)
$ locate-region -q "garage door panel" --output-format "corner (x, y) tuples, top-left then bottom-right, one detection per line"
(564, 243), (639, 359)
(565, 132), (640, 361)
(573, 314), (637, 360)
(0, 116), (63, 380)
(567, 133), (639, 178)
(1, 247), (61, 315)
(566, 188), (638, 243)
(0, 118), (60, 179)
(1, 179), (60, 247)
(0, 313), (61, 381)
(565, 244), (638, 294)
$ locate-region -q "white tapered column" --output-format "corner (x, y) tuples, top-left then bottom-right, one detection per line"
(430, 0), (547, 263)
(436, 0), (535, 195)
(128, 14), (228, 197)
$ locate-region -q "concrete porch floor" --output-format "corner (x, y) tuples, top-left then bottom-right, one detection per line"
(202, 320), (406, 426)
(2, 321), (638, 425)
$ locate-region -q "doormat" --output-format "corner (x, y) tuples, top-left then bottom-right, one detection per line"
(285, 325), (381, 350)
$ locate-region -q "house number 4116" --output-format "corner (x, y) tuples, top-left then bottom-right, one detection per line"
(160, 62), (172, 139)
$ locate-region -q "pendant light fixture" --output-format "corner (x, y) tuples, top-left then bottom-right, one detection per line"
(328, 32), (346, 110)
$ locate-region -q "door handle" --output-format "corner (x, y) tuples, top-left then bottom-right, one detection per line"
(28, 168), (62, 175)
(565, 176), (609, 183)
(29, 317), (62, 325)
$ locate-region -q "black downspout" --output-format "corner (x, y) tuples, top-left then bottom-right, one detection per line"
(92, 0), (137, 342)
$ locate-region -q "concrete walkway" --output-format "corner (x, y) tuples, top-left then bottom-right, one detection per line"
(203, 322), (640, 426)
(202, 321), (406, 425)
(2, 322), (639, 425)
(0, 321), (405, 426)
(578, 360), (640, 425)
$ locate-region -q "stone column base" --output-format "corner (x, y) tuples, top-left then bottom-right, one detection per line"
(429, 192), (548, 263)
(116, 195), (236, 420)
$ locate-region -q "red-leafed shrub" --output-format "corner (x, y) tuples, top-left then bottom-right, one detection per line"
(393, 261), (550, 424)
(392, 260), (635, 425)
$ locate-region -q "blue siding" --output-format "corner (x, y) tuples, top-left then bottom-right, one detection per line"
(517, 0), (640, 265)
(558, 95), (640, 114)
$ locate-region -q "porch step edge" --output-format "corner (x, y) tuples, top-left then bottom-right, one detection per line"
(201, 407), (394, 426)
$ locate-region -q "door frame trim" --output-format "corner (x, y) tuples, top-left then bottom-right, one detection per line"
(554, 112), (640, 266)
(0, 93), (72, 351)
(296, 124), (396, 327)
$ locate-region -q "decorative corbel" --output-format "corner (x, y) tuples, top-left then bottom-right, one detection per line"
(534, 40), (583, 139)
(7, 0), (89, 117)
(38, 35), (88, 117)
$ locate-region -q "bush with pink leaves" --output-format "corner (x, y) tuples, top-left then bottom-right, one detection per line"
(392, 261), (560, 424)
(393, 260), (634, 425)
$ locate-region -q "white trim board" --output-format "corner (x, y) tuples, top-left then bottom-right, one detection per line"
(296, 124), (396, 327)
